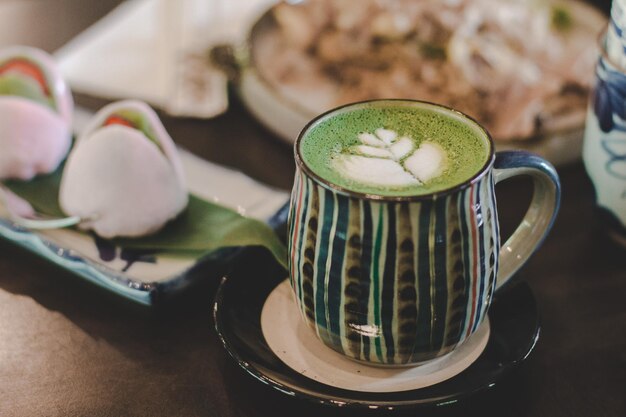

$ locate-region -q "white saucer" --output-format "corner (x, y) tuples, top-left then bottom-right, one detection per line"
(260, 280), (490, 393)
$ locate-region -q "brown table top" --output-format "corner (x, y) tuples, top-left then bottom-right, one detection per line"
(0, 1), (623, 416)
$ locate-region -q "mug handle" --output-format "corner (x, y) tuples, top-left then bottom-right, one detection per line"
(493, 151), (561, 290)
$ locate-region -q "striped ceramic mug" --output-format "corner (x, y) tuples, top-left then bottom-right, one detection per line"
(287, 100), (560, 366)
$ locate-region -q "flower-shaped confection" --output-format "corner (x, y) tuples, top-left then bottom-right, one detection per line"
(59, 100), (188, 238)
(0, 46), (73, 180)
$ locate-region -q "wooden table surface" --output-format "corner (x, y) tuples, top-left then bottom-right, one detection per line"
(0, 1), (623, 416)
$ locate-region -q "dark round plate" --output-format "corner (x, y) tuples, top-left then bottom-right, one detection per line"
(213, 263), (540, 410)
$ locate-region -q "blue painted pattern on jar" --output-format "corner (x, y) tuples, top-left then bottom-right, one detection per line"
(583, 37), (626, 245)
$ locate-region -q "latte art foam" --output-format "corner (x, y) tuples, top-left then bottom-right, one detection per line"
(331, 128), (447, 189)
(299, 102), (491, 197)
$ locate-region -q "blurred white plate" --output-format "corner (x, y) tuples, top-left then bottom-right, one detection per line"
(219, 0), (606, 166)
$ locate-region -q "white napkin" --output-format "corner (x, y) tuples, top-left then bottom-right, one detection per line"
(55, 0), (276, 118)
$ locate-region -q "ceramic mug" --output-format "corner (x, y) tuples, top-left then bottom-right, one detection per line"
(287, 100), (560, 366)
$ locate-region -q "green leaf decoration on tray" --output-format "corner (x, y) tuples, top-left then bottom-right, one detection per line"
(4, 167), (288, 270)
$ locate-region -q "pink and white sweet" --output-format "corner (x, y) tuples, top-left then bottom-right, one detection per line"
(59, 100), (188, 238)
(0, 46), (73, 180)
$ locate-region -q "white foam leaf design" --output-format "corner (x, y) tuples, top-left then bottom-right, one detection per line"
(404, 142), (447, 183)
(375, 128), (397, 144)
(353, 145), (393, 158)
(358, 132), (386, 147)
(390, 137), (414, 160)
(332, 129), (447, 188)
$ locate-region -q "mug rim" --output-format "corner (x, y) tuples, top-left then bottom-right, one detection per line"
(294, 99), (496, 202)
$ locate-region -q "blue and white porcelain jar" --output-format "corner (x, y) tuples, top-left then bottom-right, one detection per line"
(583, 36), (626, 246)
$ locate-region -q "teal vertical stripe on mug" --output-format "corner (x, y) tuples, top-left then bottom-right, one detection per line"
(288, 100), (561, 366)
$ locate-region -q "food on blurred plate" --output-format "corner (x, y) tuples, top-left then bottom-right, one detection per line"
(59, 100), (188, 238)
(0, 46), (73, 179)
(256, 0), (599, 141)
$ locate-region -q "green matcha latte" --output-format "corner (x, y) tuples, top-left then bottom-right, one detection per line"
(298, 101), (492, 197)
